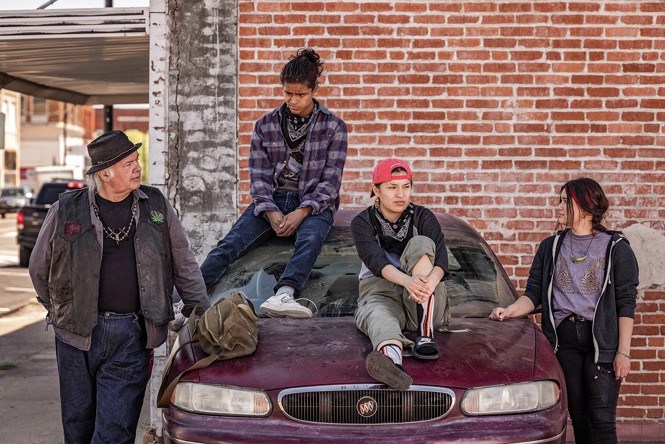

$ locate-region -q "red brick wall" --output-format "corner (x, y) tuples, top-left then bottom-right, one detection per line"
(237, 1), (665, 431)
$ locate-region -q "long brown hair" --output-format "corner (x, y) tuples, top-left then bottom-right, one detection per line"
(560, 177), (620, 234)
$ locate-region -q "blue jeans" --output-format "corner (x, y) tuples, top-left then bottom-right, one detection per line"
(200, 192), (333, 294)
(55, 312), (150, 444)
(556, 316), (621, 444)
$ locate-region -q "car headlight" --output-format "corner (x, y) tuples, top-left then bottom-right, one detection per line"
(461, 381), (559, 415)
(172, 382), (272, 416)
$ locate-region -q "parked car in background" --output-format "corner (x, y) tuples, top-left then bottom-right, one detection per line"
(16, 179), (85, 266)
(0, 186), (32, 218)
(161, 210), (568, 444)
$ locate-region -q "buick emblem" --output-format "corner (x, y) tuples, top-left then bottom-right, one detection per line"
(356, 396), (378, 418)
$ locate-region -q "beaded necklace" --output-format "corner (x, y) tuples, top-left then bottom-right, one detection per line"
(92, 196), (138, 246)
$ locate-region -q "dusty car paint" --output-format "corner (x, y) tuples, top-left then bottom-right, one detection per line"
(162, 210), (568, 444)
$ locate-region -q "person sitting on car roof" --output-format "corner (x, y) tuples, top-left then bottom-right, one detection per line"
(352, 158), (449, 391)
(200, 48), (348, 319)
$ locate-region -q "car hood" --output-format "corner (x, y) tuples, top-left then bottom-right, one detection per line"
(172, 316), (538, 391)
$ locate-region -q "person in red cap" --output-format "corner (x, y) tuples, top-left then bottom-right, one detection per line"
(351, 158), (449, 390)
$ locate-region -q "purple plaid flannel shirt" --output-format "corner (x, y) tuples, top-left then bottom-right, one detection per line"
(249, 102), (348, 216)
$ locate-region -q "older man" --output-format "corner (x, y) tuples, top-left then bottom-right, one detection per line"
(29, 130), (210, 443)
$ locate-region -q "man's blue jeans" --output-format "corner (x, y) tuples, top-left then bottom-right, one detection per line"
(200, 192), (334, 293)
(55, 312), (149, 444)
(556, 317), (621, 444)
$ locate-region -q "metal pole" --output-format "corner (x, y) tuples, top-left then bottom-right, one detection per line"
(37, 0), (59, 9)
(103, 106), (114, 132)
(62, 103), (68, 165)
(104, 0), (114, 132)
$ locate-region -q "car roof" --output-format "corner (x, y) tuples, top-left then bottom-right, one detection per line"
(333, 208), (480, 238)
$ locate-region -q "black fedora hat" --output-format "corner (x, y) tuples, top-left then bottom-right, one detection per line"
(86, 130), (142, 175)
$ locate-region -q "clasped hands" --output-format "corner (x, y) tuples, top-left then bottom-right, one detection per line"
(404, 274), (435, 304)
(266, 207), (312, 237)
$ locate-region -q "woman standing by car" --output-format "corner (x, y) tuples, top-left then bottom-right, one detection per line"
(490, 177), (639, 443)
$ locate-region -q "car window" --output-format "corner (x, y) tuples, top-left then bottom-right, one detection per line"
(34, 182), (84, 205)
(36, 185), (68, 205)
(210, 225), (518, 318)
(1, 188), (24, 197)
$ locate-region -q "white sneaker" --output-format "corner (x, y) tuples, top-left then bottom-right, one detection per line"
(260, 293), (313, 319)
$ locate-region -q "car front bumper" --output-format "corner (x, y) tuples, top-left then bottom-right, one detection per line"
(162, 404), (567, 444)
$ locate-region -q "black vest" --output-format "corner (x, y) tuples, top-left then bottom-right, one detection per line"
(48, 186), (174, 336)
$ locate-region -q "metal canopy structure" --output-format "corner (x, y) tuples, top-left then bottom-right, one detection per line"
(0, 7), (149, 105)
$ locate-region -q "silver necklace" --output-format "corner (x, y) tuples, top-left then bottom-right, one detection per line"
(92, 198), (138, 246)
(569, 232), (594, 264)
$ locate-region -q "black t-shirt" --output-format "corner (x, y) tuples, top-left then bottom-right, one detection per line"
(96, 193), (140, 314)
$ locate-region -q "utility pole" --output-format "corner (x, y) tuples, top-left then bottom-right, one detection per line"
(103, 0), (114, 132)
(62, 103), (68, 165)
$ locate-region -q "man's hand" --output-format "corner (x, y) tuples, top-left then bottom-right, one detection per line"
(275, 207), (312, 237)
(265, 210), (285, 233)
(168, 312), (187, 332)
(168, 301), (187, 332)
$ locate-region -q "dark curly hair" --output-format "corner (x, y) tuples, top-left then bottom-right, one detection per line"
(280, 48), (324, 91)
(560, 177), (620, 234)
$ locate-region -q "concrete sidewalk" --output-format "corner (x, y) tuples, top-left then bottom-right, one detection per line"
(0, 302), (154, 444)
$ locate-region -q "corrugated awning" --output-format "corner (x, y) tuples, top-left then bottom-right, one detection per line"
(0, 7), (149, 105)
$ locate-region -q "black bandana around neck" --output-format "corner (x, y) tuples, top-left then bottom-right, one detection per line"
(373, 203), (415, 242)
(281, 101), (319, 150)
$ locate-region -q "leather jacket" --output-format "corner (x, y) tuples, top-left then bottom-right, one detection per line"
(30, 185), (210, 350)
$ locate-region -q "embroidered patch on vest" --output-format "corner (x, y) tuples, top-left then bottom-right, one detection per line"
(64, 222), (82, 235)
(150, 210), (164, 224)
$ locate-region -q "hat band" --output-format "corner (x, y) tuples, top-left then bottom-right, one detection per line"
(93, 145), (138, 166)
(375, 173), (411, 184)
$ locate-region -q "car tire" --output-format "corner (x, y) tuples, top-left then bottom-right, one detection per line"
(0, 213), (5, 218)
(19, 246), (31, 267)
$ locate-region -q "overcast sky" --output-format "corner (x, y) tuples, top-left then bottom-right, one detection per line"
(0, 0), (149, 10)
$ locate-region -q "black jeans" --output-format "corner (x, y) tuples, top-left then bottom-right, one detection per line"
(556, 316), (621, 444)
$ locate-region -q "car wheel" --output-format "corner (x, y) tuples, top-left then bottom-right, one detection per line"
(19, 246), (31, 267)
(0, 213), (5, 218)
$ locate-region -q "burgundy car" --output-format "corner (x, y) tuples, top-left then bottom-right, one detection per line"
(162, 210), (568, 443)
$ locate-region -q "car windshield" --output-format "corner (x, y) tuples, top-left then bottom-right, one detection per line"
(1, 188), (24, 197)
(210, 225), (517, 318)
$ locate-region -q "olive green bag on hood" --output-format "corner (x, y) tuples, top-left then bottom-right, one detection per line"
(157, 291), (259, 408)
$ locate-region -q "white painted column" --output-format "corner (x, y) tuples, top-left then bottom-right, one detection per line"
(147, 0), (168, 438)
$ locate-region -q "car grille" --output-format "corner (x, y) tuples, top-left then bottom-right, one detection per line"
(278, 385), (454, 424)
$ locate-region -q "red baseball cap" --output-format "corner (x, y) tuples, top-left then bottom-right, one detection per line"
(370, 158), (413, 197)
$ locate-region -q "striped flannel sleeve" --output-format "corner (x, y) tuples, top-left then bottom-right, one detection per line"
(299, 119), (348, 214)
(249, 118), (280, 215)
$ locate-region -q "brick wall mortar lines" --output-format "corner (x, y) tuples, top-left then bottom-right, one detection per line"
(236, 0), (665, 427)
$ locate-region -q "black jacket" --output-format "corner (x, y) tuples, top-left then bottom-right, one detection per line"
(524, 229), (639, 363)
(351, 205), (448, 278)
